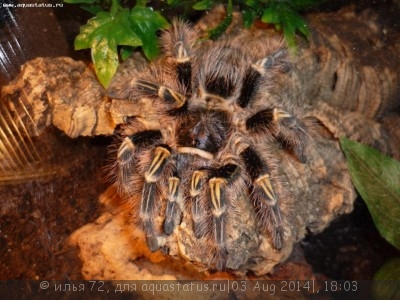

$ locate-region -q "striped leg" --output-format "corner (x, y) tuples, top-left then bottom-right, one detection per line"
(240, 147), (284, 249)
(164, 176), (181, 235)
(190, 170), (208, 238)
(116, 130), (162, 190)
(140, 145), (171, 251)
(135, 80), (186, 109)
(209, 176), (228, 270)
(246, 108), (308, 163)
(208, 164), (239, 270)
(160, 21), (196, 94)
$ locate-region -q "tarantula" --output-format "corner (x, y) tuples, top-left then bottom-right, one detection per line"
(107, 21), (308, 270)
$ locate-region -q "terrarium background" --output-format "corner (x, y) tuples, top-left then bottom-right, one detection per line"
(0, 0), (399, 280)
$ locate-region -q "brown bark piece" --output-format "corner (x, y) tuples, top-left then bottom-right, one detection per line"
(1, 57), (115, 138)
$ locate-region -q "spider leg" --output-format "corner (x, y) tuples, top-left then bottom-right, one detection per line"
(116, 130), (162, 191)
(237, 47), (290, 108)
(160, 21), (197, 94)
(240, 147), (284, 250)
(246, 108), (308, 163)
(164, 175), (181, 235)
(208, 163), (239, 270)
(175, 45), (192, 95)
(209, 176), (227, 269)
(141, 145), (171, 251)
(135, 80), (186, 109)
(170, 39), (192, 95)
(190, 170), (209, 238)
(116, 136), (136, 188)
(235, 48), (307, 162)
(108, 71), (187, 110)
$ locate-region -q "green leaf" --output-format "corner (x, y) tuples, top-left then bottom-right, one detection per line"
(245, 0), (262, 9)
(261, 3), (310, 48)
(282, 24), (296, 48)
(285, 9), (309, 37)
(167, 0), (181, 5)
(193, 0), (213, 10)
(91, 37), (118, 88)
(340, 138), (400, 249)
(80, 4), (104, 15)
(372, 258), (400, 299)
(74, 9), (142, 87)
(288, 0), (326, 10)
(261, 5), (280, 24)
(120, 46), (134, 61)
(374, 258), (400, 280)
(242, 7), (258, 28)
(129, 6), (169, 61)
(207, 0), (233, 40)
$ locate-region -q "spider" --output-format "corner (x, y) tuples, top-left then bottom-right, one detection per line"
(107, 21), (308, 270)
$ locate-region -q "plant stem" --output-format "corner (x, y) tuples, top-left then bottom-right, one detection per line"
(136, 0), (147, 8)
(110, 0), (122, 15)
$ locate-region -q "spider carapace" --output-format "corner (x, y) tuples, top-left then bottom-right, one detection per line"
(107, 21), (308, 270)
